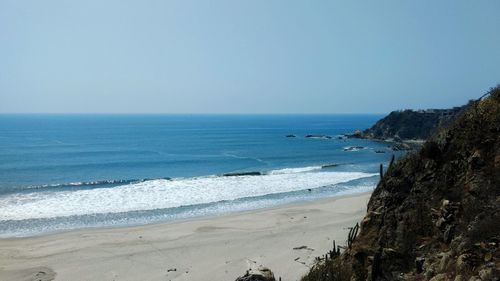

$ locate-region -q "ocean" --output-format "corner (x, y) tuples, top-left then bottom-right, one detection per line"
(0, 114), (395, 237)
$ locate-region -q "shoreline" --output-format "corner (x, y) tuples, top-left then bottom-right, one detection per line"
(1, 191), (372, 241)
(0, 191), (371, 281)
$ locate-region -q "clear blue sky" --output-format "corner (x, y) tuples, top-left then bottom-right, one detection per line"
(1, 1), (499, 114)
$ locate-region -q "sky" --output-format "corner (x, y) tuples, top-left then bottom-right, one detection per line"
(1, 1), (499, 114)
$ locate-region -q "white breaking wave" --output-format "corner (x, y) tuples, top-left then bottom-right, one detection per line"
(267, 166), (323, 175)
(0, 169), (376, 221)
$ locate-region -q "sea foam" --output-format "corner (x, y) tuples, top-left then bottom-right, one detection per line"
(0, 167), (376, 221)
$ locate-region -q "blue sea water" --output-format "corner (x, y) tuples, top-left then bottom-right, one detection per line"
(0, 114), (395, 237)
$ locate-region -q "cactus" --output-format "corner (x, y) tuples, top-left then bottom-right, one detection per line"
(389, 154), (395, 169)
(328, 240), (339, 259)
(333, 240), (336, 254)
(347, 223), (359, 249)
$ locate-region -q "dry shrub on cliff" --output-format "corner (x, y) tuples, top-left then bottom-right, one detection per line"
(300, 85), (500, 281)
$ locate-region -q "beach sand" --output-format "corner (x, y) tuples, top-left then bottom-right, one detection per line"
(0, 192), (371, 281)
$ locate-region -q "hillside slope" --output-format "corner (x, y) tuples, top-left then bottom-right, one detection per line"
(302, 86), (500, 281)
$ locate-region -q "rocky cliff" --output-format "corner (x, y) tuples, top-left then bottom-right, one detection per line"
(352, 105), (469, 141)
(301, 86), (500, 281)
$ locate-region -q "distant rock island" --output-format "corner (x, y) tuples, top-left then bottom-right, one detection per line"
(350, 105), (470, 142)
(305, 134), (332, 140)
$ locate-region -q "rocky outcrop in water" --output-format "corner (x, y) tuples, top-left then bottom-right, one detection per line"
(223, 171), (262, 177)
(301, 86), (500, 281)
(305, 135), (333, 140)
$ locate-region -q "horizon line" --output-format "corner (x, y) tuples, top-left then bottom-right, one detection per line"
(0, 112), (388, 115)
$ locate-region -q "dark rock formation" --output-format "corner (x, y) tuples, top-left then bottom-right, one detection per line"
(301, 86), (500, 281)
(351, 105), (469, 142)
(322, 163), (340, 169)
(344, 146), (366, 152)
(286, 134), (297, 138)
(306, 134), (333, 139)
(235, 267), (276, 281)
(223, 171), (262, 177)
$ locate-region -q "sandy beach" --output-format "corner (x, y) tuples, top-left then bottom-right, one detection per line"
(0, 192), (371, 281)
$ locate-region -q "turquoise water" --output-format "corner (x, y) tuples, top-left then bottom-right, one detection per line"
(0, 114), (393, 237)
